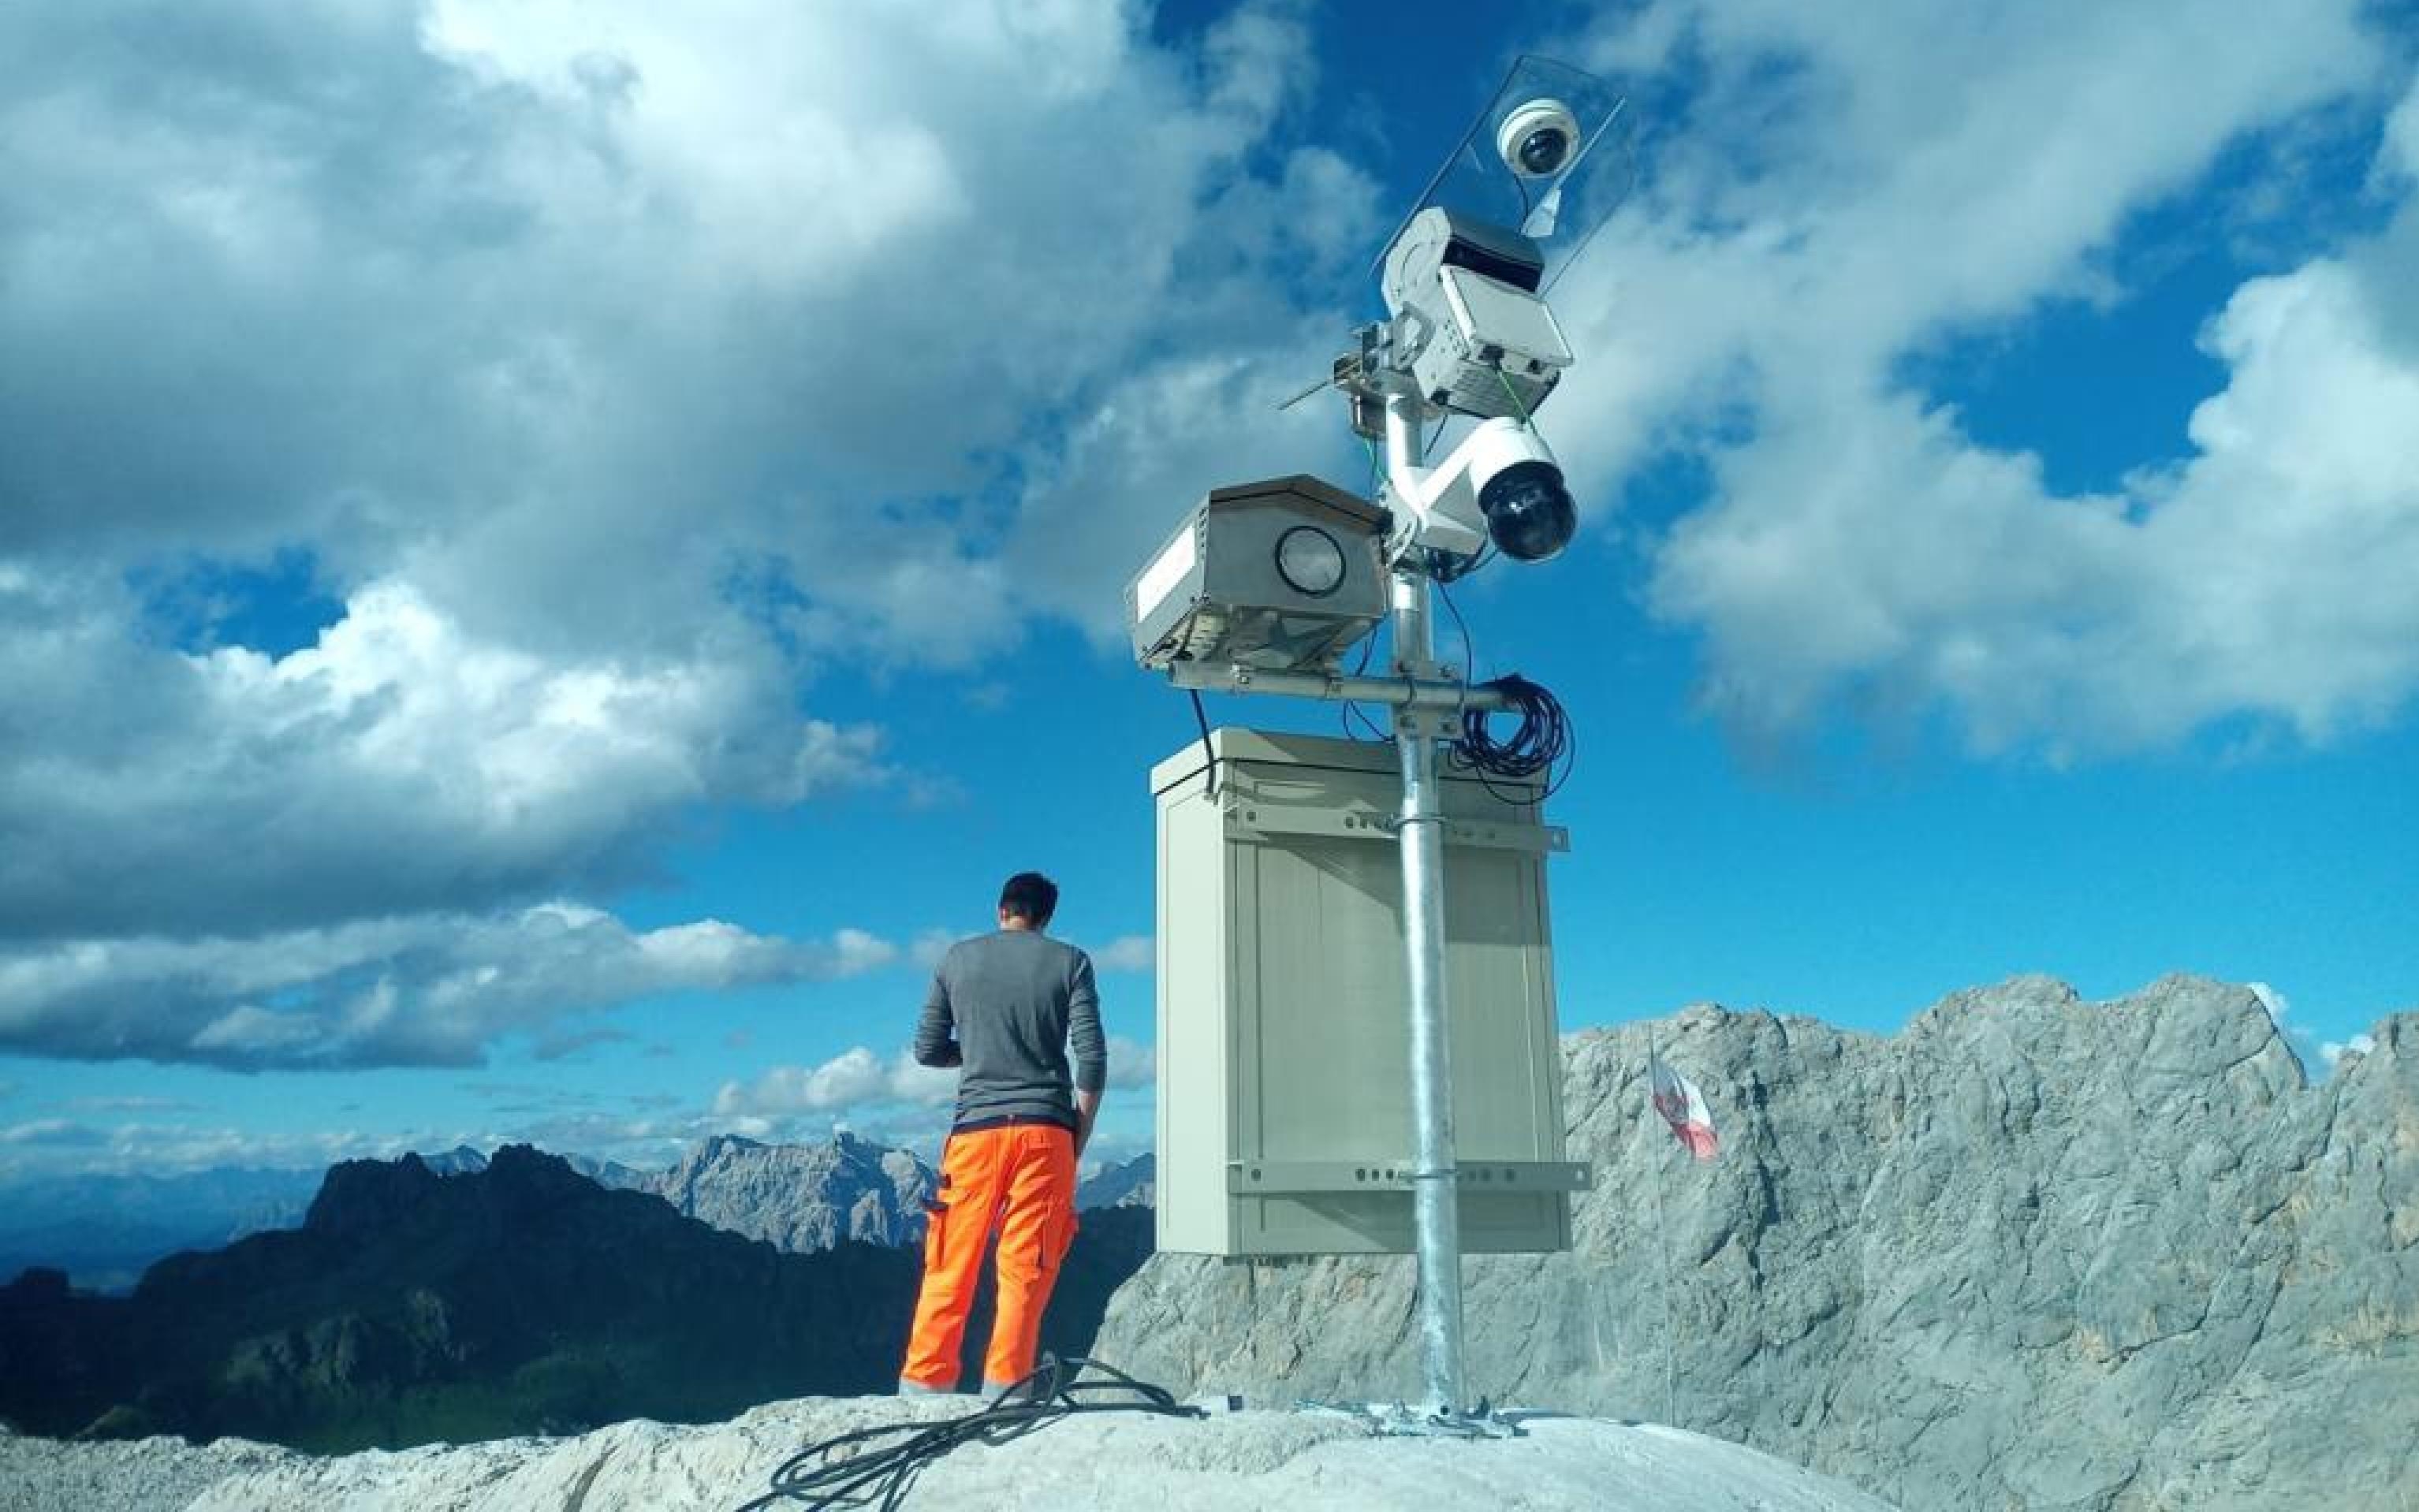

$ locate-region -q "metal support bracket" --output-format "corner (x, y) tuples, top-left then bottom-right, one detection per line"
(1295, 1399), (1526, 1440)
(1165, 660), (1510, 715)
(1220, 801), (1567, 854)
(1228, 1160), (1593, 1194)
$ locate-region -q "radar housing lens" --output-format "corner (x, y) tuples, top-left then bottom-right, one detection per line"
(1478, 460), (1576, 562)
(1274, 524), (1348, 596)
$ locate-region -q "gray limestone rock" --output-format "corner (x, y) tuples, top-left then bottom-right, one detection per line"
(1094, 975), (2419, 1511)
(162, 1395), (1899, 1512)
(645, 1132), (936, 1252)
(1080, 1152), (1157, 1211)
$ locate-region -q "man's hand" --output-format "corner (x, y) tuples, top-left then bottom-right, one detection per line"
(1074, 1088), (1101, 1160)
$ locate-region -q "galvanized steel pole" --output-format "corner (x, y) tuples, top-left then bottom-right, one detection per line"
(1385, 392), (1468, 1417)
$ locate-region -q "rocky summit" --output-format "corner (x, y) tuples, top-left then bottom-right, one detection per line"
(643, 1131), (937, 1251)
(1095, 975), (2419, 1511)
(1, 1394), (1903, 1512)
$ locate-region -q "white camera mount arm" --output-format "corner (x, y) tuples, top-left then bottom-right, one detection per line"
(1383, 414), (1562, 564)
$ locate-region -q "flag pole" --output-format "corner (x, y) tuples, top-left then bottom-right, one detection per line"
(1646, 1022), (1678, 1428)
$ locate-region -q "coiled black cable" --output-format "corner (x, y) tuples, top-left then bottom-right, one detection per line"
(1450, 673), (1572, 800)
(735, 1355), (1204, 1511)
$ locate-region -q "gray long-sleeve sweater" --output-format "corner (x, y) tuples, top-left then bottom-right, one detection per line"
(913, 929), (1105, 1130)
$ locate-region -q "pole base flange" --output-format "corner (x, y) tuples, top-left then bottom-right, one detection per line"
(1295, 1399), (1525, 1439)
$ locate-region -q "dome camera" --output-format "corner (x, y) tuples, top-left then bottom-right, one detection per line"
(1459, 418), (1575, 561)
(1496, 98), (1580, 179)
(1388, 416), (1578, 563)
(1478, 457), (1575, 561)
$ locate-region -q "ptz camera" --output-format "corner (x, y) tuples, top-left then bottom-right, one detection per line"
(1388, 417), (1577, 563)
(1496, 98), (1580, 179)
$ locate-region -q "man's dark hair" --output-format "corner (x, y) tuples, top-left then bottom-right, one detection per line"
(998, 872), (1059, 926)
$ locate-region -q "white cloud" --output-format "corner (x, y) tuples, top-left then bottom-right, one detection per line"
(0, 1), (1362, 1073)
(1560, 0), (2419, 755)
(0, 1118), (518, 1185)
(2380, 76), (2419, 187)
(0, 907), (904, 1070)
(0, 572), (887, 940)
(0, 1119), (103, 1148)
(908, 929), (959, 971)
(1004, 333), (1358, 641)
(2, 0), (2413, 1106)
(1094, 936), (1156, 973)
(714, 1031), (1157, 1118)
(2319, 1033), (2376, 1068)
(1105, 1034), (1157, 1090)
(2248, 982), (2292, 1027)
(715, 1045), (957, 1119)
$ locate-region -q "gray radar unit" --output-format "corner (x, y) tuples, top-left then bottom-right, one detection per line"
(1127, 475), (1387, 674)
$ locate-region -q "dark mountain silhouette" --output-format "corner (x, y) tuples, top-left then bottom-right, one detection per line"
(0, 1144), (1153, 1452)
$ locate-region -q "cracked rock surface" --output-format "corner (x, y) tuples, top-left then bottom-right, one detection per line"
(1094, 975), (2419, 1511)
(2, 1397), (1898, 1512)
(644, 1132), (937, 1253)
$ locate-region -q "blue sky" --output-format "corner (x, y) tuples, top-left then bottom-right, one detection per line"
(2, 0), (2415, 1184)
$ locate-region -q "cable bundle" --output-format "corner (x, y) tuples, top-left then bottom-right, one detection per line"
(735, 1356), (1205, 1511)
(1451, 673), (1571, 798)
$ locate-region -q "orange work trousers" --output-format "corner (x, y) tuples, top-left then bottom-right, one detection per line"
(900, 1119), (1079, 1393)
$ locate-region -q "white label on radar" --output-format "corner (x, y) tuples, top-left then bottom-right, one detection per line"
(1135, 523), (1199, 622)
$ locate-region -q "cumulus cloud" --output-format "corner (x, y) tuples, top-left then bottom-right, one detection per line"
(0, 1), (1361, 1074)
(904, 929), (1151, 973)
(0, 572), (889, 941)
(1562, 0), (2419, 756)
(2249, 982), (2293, 1028)
(0, 1119), (106, 1148)
(1104, 1034), (1157, 1089)
(908, 929), (960, 971)
(4, 0), (2413, 1108)
(717, 1031), (1157, 1118)
(1094, 936), (1156, 973)
(2319, 1033), (2376, 1069)
(715, 1046), (957, 1119)
(0, 906), (904, 1070)
(0, 1116), (527, 1184)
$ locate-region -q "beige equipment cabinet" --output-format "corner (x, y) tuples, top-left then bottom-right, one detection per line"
(1153, 727), (1586, 1257)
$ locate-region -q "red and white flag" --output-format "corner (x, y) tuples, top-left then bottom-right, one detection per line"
(1650, 1055), (1719, 1161)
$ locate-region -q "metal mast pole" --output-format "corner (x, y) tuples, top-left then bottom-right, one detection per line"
(1385, 390), (1468, 1416)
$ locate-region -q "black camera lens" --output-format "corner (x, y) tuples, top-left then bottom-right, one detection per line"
(1478, 460), (1577, 562)
(1518, 126), (1570, 176)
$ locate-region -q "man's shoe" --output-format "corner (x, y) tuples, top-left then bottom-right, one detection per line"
(896, 1378), (955, 1399)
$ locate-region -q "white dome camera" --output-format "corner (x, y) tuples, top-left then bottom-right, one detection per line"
(1390, 418), (1577, 563)
(1496, 98), (1580, 179)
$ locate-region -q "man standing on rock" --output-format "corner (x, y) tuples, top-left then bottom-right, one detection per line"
(898, 871), (1106, 1401)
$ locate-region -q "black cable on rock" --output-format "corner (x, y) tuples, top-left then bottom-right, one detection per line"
(735, 1356), (1205, 1512)
(1450, 672), (1573, 802)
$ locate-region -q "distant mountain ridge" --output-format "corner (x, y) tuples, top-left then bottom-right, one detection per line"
(0, 1166), (325, 1294)
(0, 1145), (1156, 1449)
(1079, 1152), (1155, 1211)
(2, 1132), (1159, 1294)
